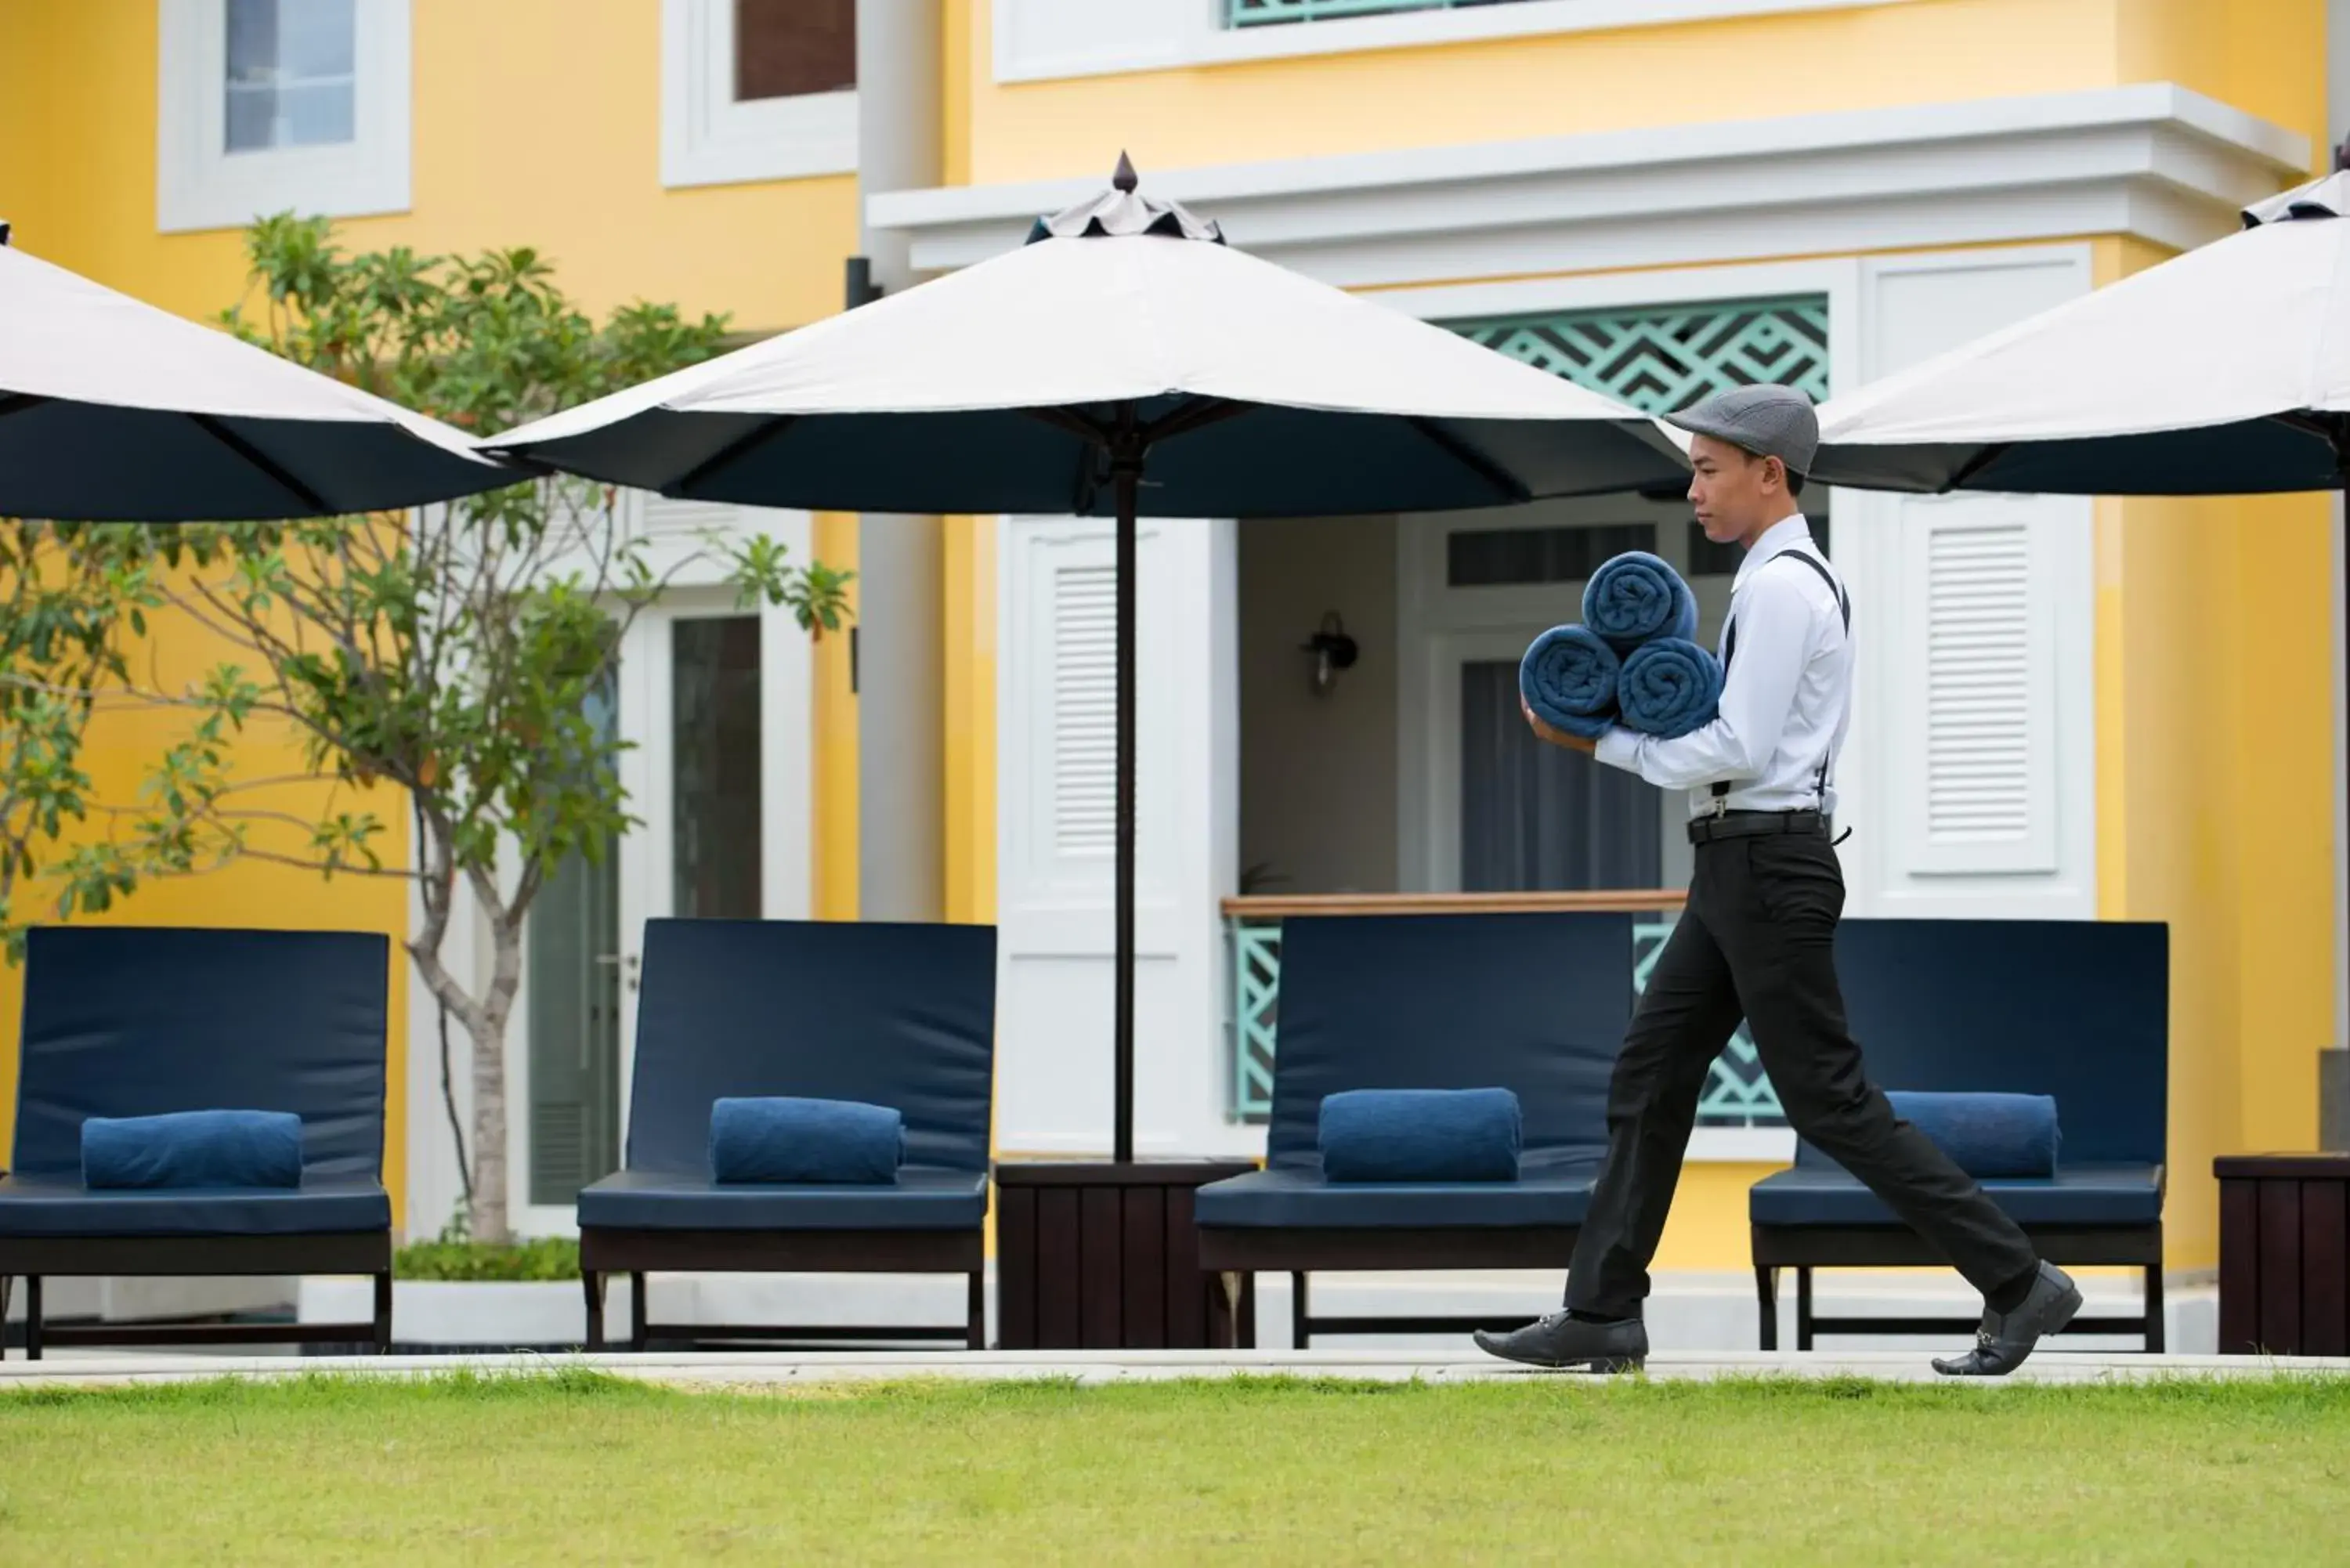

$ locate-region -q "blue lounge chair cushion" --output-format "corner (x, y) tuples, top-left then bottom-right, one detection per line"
(1795, 1091), (2060, 1179)
(0, 1176), (390, 1237)
(82, 1109), (305, 1190)
(577, 1166), (988, 1231)
(709, 1097), (905, 1185)
(1317, 1088), (1522, 1183)
(1195, 1161), (1596, 1230)
(1749, 1162), (2164, 1228)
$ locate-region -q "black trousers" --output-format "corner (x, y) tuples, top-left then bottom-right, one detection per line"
(1562, 829), (2039, 1317)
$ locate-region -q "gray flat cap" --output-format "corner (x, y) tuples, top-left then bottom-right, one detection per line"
(1667, 383), (1818, 477)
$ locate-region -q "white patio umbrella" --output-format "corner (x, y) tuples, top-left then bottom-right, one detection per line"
(0, 224), (511, 522)
(1810, 168), (2350, 494)
(486, 157), (1689, 1162)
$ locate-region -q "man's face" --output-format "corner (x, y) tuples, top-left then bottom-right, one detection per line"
(1687, 432), (1785, 544)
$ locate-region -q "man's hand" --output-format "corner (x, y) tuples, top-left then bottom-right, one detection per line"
(1521, 695), (1599, 754)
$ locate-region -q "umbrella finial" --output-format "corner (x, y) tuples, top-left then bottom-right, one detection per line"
(1113, 152), (1138, 193)
(2334, 132), (2350, 173)
(0, 221), (11, 247)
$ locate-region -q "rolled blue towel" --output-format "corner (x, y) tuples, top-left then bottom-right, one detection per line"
(708, 1097), (906, 1185)
(1518, 625), (1619, 739)
(1317, 1087), (1523, 1183)
(1797, 1092), (2060, 1178)
(1582, 551), (1698, 651)
(81, 1109), (303, 1190)
(1618, 636), (1724, 739)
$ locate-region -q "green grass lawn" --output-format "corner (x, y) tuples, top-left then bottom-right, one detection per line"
(2, 1371), (2345, 1565)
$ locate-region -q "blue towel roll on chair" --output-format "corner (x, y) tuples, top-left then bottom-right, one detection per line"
(1518, 626), (1619, 739)
(1318, 1087), (1524, 1183)
(1892, 1091), (2060, 1177)
(81, 1109), (304, 1190)
(1799, 1091), (2062, 1179)
(1583, 551), (1698, 651)
(1618, 636), (1724, 739)
(708, 1096), (906, 1185)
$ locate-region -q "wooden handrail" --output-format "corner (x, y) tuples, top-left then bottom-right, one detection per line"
(1220, 890), (1687, 919)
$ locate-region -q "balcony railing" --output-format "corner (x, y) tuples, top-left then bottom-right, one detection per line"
(1223, 891), (1788, 1127)
(1228, 0), (1536, 27)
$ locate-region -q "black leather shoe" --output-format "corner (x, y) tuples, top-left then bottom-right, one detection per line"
(1473, 1310), (1647, 1372)
(1932, 1262), (2083, 1377)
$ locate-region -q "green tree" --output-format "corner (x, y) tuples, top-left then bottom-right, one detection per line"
(8, 215), (848, 1243)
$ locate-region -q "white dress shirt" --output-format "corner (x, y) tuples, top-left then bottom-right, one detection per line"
(1595, 514), (1852, 817)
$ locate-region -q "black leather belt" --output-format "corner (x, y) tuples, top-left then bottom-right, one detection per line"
(1688, 809), (1829, 845)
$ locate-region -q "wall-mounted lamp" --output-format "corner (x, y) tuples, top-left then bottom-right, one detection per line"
(1301, 611), (1358, 695)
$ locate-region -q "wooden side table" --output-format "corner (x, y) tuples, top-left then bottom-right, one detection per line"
(994, 1161), (1258, 1350)
(2214, 1154), (2350, 1356)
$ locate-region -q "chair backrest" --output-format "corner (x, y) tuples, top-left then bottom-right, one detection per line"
(1810, 918), (2169, 1166)
(1266, 912), (1633, 1171)
(624, 918), (997, 1174)
(13, 926), (390, 1181)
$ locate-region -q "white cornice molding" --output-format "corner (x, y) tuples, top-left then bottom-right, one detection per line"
(870, 85), (2310, 288)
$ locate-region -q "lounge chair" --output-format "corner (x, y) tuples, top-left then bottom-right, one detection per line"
(1194, 912), (1630, 1348)
(577, 917), (997, 1350)
(0, 926), (393, 1359)
(1748, 918), (2169, 1352)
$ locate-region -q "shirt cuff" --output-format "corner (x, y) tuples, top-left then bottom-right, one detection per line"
(1594, 726), (1642, 773)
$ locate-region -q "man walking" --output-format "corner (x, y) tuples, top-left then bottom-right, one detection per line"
(1477, 385), (2080, 1378)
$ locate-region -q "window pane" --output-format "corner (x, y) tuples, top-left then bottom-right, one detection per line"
(671, 616), (762, 921)
(223, 0), (356, 153)
(280, 0), (354, 78)
(735, 0), (856, 101)
(279, 81), (355, 146)
(1446, 522), (1654, 588)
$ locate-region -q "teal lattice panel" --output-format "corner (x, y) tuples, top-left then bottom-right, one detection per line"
(1226, 914), (1783, 1125)
(1231, 921), (1283, 1119)
(1632, 916), (1786, 1127)
(1228, 0), (1516, 24)
(1452, 298), (1831, 414)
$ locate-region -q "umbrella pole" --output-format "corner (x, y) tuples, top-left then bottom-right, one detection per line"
(1112, 413), (1144, 1165)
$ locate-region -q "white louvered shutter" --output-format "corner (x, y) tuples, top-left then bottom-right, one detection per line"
(1888, 493), (2058, 876)
(1049, 562), (1118, 859)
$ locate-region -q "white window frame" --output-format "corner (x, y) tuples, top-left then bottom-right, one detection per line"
(994, 0), (1930, 85)
(660, 0), (857, 190)
(157, 0), (411, 235)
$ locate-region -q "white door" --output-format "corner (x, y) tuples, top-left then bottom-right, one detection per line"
(995, 513), (1244, 1159)
(512, 497), (813, 1230)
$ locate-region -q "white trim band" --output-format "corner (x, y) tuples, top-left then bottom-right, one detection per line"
(870, 84), (2309, 287)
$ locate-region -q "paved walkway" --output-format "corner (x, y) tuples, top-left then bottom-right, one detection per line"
(1, 1347), (2342, 1389)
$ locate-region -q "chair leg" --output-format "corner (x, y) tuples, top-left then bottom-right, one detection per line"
(24, 1277), (39, 1362)
(373, 1270), (394, 1354)
(1238, 1272), (1257, 1351)
(1290, 1272), (1309, 1351)
(2144, 1263), (2166, 1354)
(0, 1274), (12, 1360)
(629, 1271), (649, 1353)
(1755, 1266), (1778, 1351)
(582, 1270), (606, 1353)
(966, 1270), (987, 1351)
(1795, 1266), (1815, 1352)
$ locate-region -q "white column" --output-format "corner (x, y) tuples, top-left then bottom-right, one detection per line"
(853, 0), (946, 922)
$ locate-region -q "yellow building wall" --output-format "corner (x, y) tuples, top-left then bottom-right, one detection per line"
(956, 0), (2327, 188)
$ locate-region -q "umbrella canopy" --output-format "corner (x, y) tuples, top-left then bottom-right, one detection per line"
(485, 158), (1689, 1162)
(483, 164), (1686, 515)
(0, 228), (511, 522)
(1810, 168), (2350, 496)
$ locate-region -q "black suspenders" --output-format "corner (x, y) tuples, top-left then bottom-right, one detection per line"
(1711, 549), (1850, 809)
